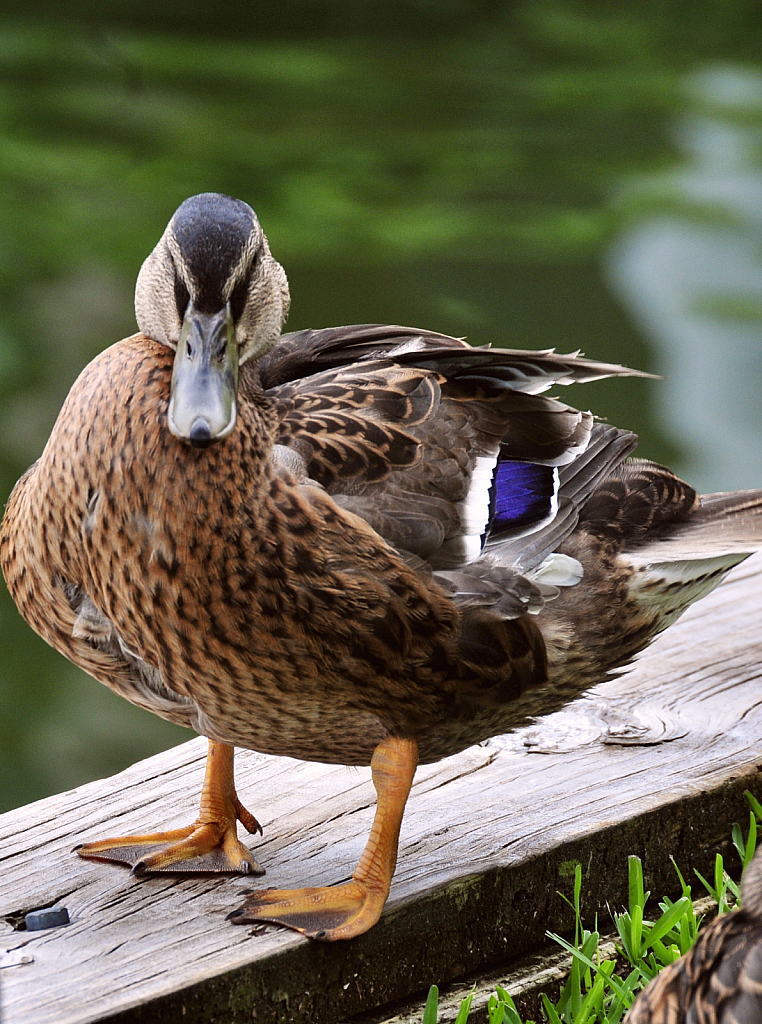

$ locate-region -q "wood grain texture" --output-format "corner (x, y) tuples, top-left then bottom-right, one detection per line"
(3, 553), (762, 1024)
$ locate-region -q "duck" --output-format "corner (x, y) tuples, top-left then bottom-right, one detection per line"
(3, 192), (762, 941)
(626, 850), (762, 1023)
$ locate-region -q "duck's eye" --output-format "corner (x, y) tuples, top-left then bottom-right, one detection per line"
(229, 273), (250, 324)
(174, 276), (190, 320)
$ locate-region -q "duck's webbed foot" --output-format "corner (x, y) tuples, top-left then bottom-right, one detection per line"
(228, 735), (418, 940)
(75, 741), (264, 876)
(228, 880), (385, 940)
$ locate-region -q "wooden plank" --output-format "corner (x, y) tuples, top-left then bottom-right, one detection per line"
(2, 553), (762, 1024)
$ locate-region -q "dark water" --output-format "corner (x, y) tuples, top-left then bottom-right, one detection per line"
(2, 4), (762, 812)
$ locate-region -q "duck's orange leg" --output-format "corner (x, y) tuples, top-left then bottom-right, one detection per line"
(227, 735), (418, 940)
(75, 740), (264, 876)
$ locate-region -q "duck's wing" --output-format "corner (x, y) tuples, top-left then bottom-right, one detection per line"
(260, 324), (469, 385)
(261, 323), (647, 391)
(2, 471), (199, 730)
(265, 325), (644, 611)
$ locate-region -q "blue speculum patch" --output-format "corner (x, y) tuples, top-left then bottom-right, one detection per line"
(488, 461), (557, 539)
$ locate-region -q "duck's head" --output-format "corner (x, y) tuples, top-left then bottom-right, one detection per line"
(135, 193), (290, 449)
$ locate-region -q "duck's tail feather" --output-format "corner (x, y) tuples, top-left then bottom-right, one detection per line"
(628, 489), (762, 563)
(621, 487), (762, 622)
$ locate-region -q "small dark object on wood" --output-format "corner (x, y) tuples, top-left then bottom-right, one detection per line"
(24, 907), (70, 931)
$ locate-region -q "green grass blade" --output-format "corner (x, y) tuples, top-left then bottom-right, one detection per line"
(629, 855), (645, 914)
(746, 812), (758, 868)
(630, 902), (643, 959)
(606, 969), (642, 1024)
(487, 993), (505, 1024)
(726, 876), (742, 904)
(501, 1005), (523, 1024)
(615, 911), (636, 964)
(745, 790), (762, 824)
(547, 931), (629, 1000)
(493, 988), (524, 1024)
(643, 895), (690, 949)
(567, 940), (583, 1018)
(745, 811), (757, 868)
(678, 910), (695, 953)
(714, 854), (727, 911)
(454, 990), (474, 1024)
(574, 862), (583, 946)
(576, 971), (607, 1024)
(555, 929), (598, 1017)
(422, 985), (439, 1024)
(670, 856), (689, 895)
(540, 993), (563, 1024)
(732, 821), (745, 863)
(694, 867), (717, 902)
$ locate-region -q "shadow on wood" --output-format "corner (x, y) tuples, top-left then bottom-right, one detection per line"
(2, 553), (762, 1024)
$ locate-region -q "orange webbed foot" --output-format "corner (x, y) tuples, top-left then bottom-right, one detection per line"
(75, 815), (264, 876)
(227, 880), (386, 940)
(75, 740), (265, 876)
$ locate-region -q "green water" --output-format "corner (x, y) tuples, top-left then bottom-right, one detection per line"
(2, 3), (762, 811)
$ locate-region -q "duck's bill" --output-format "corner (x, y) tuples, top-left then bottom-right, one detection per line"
(168, 302), (239, 448)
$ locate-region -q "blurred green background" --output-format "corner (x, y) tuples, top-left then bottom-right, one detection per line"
(2, 1), (762, 812)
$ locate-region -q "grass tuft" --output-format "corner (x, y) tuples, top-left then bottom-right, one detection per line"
(419, 791), (761, 1023)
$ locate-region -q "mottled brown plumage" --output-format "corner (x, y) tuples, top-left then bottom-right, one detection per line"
(626, 852), (762, 1024)
(3, 192), (762, 940)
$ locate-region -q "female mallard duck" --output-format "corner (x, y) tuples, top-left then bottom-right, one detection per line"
(626, 850), (762, 1023)
(3, 193), (762, 941)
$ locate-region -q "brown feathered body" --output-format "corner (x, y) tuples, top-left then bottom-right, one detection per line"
(626, 853), (762, 1024)
(4, 320), (762, 767)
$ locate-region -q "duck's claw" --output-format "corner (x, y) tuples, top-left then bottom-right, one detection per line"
(227, 880), (384, 940)
(75, 819), (265, 876)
